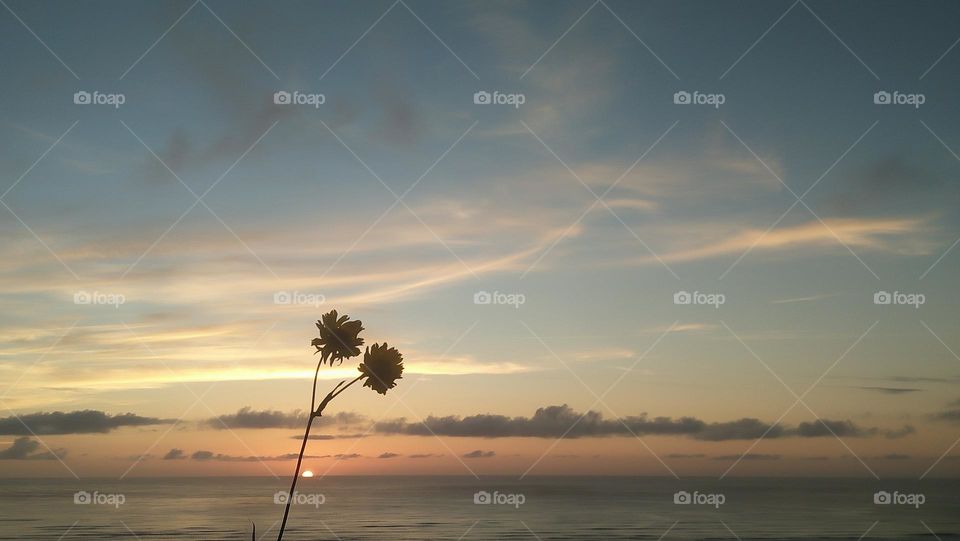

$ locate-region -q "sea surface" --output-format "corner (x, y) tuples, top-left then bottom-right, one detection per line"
(0, 477), (957, 540)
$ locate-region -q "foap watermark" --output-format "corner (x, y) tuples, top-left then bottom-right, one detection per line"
(874, 490), (925, 508)
(473, 90), (525, 108)
(473, 290), (525, 308)
(73, 90), (125, 108)
(674, 290), (725, 308)
(274, 90), (325, 108)
(74, 491), (125, 508)
(874, 290), (924, 308)
(673, 90), (725, 108)
(674, 490), (725, 509)
(873, 90), (925, 108)
(274, 491), (325, 508)
(473, 490), (525, 508)
(274, 290), (326, 307)
(74, 290), (125, 308)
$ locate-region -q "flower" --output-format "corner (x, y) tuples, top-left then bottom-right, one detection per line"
(311, 310), (364, 365)
(358, 343), (404, 394)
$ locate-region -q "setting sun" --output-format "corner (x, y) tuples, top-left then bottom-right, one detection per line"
(301, 471), (313, 478)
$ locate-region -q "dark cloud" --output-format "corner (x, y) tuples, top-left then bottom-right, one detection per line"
(792, 419), (914, 440)
(0, 410), (171, 435)
(857, 386), (923, 395)
(377, 452), (400, 459)
(190, 450), (326, 462)
(695, 418), (780, 441)
(163, 448), (186, 460)
(713, 454), (781, 461)
(207, 408), (305, 429)
(666, 453), (705, 459)
(298, 433), (368, 441)
(462, 450), (495, 459)
(374, 404), (706, 439)
(875, 453), (911, 460)
(0, 437), (66, 460)
(408, 453), (438, 459)
(144, 100), (296, 186)
(932, 399), (960, 424)
(208, 408), (365, 430)
(191, 450), (215, 461)
(374, 405), (902, 442)
(794, 419), (872, 438)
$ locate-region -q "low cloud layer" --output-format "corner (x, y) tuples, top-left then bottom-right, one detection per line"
(713, 453), (781, 461)
(163, 448), (186, 460)
(2, 405), (915, 447)
(374, 405), (914, 441)
(189, 450), (324, 462)
(856, 386), (923, 395)
(185, 449), (363, 462)
(0, 410), (171, 435)
(0, 437), (65, 460)
(794, 419), (915, 439)
(208, 408), (366, 430)
(932, 399), (960, 424)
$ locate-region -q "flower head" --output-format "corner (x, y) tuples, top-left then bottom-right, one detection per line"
(311, 310), (364, 365)
(358, 343), (403, 394)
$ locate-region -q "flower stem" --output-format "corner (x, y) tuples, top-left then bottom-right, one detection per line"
(276, 373), (366, 541)
(327, 374), (365, 404)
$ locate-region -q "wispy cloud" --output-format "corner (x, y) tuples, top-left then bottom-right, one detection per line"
(771, 293), (838, 304)
(629, 216), (933, 267)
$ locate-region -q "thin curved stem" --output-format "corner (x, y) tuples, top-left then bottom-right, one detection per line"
(277, 373), (367, 541)
(309, 357), (324, 413)
(276, 411), (314, 541)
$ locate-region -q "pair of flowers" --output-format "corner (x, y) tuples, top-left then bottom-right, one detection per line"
(275, 311), (404, 541)
(311, 310), (403, 394)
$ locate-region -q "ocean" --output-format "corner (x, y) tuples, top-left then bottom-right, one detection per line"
(0, 477), (957, 540)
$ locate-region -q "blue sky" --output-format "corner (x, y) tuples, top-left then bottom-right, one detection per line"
(1, 0), (960, 476)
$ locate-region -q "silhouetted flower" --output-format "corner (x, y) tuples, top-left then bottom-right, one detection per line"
(359, 343), (404, 394)
(311, 310), (364, 365)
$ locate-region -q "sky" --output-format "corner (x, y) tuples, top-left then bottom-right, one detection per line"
(1, 0), (960, 479)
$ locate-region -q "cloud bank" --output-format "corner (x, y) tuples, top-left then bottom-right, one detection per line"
(0, 410), (171, 435)
(374, 405), (914, 441)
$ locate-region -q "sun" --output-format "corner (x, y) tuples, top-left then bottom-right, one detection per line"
(301, 470), (314, 478)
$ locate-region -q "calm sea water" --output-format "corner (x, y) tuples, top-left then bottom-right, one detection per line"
(0, 477), (957, 540)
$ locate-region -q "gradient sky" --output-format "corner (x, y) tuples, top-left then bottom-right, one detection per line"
(1, 0), (960, 479)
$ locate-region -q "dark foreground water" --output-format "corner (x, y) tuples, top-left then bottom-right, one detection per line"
(0, 477), (957, 540)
